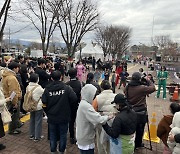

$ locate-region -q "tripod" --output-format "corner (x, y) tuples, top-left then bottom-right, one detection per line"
(144, 114), (153, 151)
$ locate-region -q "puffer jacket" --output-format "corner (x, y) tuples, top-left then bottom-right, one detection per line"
(103, 107), (137, 138)
(2, 69), (22, 105)
(26, 82), (44, 111)
(95, 90), (117, 114)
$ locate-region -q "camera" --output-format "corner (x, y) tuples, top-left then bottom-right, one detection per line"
(8, 104), (17, 114)
(140, 77), (149, 86)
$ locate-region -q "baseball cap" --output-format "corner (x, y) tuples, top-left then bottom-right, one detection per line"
(111, 93), (127, 104)
(132, 72), (141, 81)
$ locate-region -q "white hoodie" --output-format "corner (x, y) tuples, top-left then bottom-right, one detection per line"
(76, 84), (108, 146)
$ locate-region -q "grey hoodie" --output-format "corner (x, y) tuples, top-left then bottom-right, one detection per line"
(76, 84), (108, 146)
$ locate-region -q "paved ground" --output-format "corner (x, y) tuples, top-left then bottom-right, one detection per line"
(1, 63), (173, 154)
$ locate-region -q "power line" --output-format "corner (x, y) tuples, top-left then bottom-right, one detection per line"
(4, 23), (33, 35)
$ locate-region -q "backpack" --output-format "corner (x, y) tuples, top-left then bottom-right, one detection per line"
(23, 85), (40, 112)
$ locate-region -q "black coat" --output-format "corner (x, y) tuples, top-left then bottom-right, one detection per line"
(42, 81), (77, 124)
(103, 107), (137, 138)
(66, 78), (81, 105)
(0, 113), (5, 138)
(35, 67), (50, 88)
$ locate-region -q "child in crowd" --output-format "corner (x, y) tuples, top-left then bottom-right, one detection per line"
(94, 68), (101, 83)
(104, 69), (110, 81)
(118, 70), (129, 89)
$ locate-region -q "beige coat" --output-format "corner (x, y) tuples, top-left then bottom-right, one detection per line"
(2, 69), (22, 105)
(0, 88), (7, 113)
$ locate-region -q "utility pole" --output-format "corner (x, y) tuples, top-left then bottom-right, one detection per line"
(8, 27), (10, 52)
(151, 16), (155, 46)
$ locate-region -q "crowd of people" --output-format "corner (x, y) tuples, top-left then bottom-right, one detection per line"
(0, 55), (177, 154)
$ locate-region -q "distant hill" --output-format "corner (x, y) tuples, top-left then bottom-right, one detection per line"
(4, 39), (67, 48)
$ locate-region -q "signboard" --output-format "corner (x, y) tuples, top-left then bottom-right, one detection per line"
(154, 64), (180, 72)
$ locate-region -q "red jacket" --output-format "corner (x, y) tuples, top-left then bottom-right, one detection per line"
(116, 66), (123, 75)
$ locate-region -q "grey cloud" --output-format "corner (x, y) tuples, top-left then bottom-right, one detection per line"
(2, 0), (180, 45)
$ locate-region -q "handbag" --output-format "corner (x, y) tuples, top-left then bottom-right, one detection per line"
(1, 104), (12, 124)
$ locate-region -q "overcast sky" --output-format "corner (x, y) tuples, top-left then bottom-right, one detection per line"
(2, 0), (180, 45)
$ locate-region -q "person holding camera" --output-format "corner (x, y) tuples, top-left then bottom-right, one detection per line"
(124, 72), (155, 149)
(2, 62), (22, 135)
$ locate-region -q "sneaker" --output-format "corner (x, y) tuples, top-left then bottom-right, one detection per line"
(40, 135), (44, 139)
(34, 138), (40, 142)
(34, 135), (44, 142)
(43, 116), (48, 120)
(8, 130), (21, 135)
(29, 135), (34, 140)
(163, 98), (166, 100)
(0, 144), (6, 150)
(135, 143), (144, 150)
(18, 122), (24, 128)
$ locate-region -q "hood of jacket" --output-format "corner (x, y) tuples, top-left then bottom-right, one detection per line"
(46, 81), (66, 91)
(81, 84), (97, 104)
(163, 115), (173, 125)
(2, 68), (16, 78)
(28, 82), (39, 88)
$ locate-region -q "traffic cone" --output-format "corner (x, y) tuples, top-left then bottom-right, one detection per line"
(171, 86), (179, 101)
(143, 112), (160, 143)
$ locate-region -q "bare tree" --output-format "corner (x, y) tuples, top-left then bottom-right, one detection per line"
(96, 25), (131, 60)
(153, 35), (178, 59)
(21, 0), (58, 55)
(0, 0), (11, 54)
(49, 0), (99, 58)
(95, 26), (111, 58)
(153, 35), (171, 50)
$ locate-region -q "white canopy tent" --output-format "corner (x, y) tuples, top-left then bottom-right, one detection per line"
(75, 43), (104, 61)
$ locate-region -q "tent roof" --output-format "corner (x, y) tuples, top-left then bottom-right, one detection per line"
(76, 43), (103, 55)
(81, 43), (97, 54)
(94, 45), (103, 54)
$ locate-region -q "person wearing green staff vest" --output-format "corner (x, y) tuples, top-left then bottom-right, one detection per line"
(157, 66), (168, 99)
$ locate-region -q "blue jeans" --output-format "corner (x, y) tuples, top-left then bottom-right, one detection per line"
(48, 122), (68, 152)
(80, 149), (94, 154)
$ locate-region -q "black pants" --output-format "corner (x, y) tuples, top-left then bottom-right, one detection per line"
(69, 108), (77, 139)
(111, 82), (115, 93)
(135, 111), (147, 148)
(20, 93), (27, 114)
(0, 113), (5, 138)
